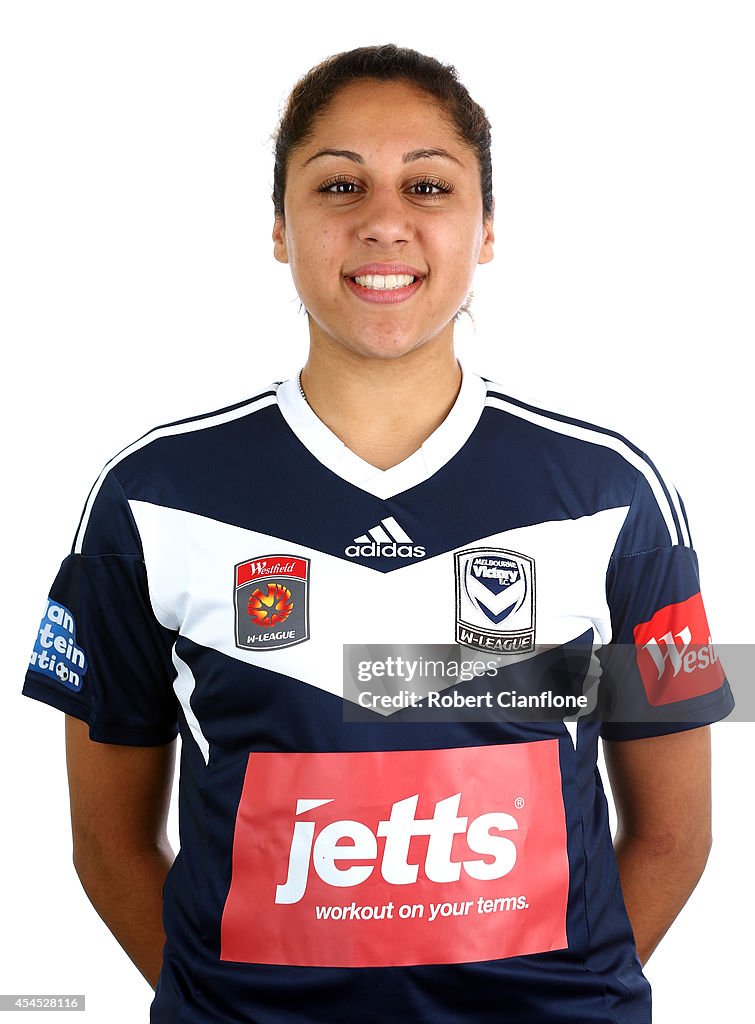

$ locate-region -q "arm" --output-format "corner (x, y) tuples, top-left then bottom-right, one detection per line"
(603, 725), (712, 965)
(65, 714), (177, 989)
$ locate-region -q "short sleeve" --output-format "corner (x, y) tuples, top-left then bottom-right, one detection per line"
(22, 469), (179, 745)
(597, 472), (735, 740)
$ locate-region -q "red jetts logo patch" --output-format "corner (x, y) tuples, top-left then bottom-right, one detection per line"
(220, 742), (569, 967)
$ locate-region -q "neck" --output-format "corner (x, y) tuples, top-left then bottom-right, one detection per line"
(299, 335), (462, 472)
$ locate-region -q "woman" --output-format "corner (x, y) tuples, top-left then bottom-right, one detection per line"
(23, 44), (733, 1023)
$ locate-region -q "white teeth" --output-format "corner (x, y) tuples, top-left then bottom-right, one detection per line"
(353, 274), (416, 290)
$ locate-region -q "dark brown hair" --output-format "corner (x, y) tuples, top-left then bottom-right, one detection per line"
(272, 44), (493, 221)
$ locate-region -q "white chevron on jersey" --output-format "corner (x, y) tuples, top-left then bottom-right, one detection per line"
(128, 498), (630, 759)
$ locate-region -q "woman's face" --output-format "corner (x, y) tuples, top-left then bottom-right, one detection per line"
(273, 79), (494, 362)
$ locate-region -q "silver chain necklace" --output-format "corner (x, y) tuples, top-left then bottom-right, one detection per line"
(297, 370), (308, 405)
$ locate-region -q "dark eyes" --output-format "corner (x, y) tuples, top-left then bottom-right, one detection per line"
(316, 175), (454, 199)
(411, 179), (453, 197)
(318, 178), (360, 195)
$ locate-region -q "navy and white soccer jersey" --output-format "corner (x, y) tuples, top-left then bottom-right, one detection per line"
(23, 365), (734, 1023)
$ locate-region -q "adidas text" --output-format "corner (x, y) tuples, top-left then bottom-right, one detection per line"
(345, 541), (426, 559)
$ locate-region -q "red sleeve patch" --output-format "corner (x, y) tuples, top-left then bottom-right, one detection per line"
(633, 592), (725, 706)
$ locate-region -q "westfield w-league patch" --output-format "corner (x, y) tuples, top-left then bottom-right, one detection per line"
(235, 555), (310, 651)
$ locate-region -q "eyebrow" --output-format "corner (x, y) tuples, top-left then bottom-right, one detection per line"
(301, 147), (463, 167)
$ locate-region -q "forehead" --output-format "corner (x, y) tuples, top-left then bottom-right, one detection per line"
(300, 79), (465, 155)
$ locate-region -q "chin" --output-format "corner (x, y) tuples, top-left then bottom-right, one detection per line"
(307, 307), (456, 362)
(348, 338), (439, 363)
(340, 324), (455, 362)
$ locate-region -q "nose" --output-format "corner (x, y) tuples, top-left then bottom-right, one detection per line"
(356, 186), (414, 247)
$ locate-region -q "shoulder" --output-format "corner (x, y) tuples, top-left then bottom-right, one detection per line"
(477, 372), (690, 549)
(481, 374), (648, 471)
(73, 383), (280, 553)
(106, 382), (279, 481)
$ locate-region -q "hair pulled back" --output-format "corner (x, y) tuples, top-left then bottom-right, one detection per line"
(272, 44), (493, 221)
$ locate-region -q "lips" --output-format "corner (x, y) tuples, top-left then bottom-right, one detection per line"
(344, 263), (426, 304)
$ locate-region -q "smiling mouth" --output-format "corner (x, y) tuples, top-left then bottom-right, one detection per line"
(352, 273), (416, 290)
(344, 268), (425, 304)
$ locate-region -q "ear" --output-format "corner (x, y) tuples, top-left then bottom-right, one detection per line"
(272, 216), (289, 264)
(477, 213), (495, 266)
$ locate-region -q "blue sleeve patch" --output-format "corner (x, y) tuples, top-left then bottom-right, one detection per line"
(29, 599), (88, 692)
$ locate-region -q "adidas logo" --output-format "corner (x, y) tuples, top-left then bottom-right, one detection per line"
(345, 516), (426, 559)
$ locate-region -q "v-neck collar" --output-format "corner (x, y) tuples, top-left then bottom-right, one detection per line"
(276, 360), (487, 500)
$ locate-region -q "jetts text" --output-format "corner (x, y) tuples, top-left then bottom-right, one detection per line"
(276, 793), (519, 905)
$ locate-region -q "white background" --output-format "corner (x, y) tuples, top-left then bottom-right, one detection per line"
(1, 2), (752, 1021)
